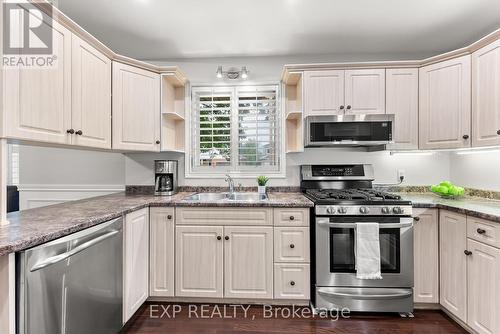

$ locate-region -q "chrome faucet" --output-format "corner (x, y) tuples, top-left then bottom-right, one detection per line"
(225, 174), (235, 196)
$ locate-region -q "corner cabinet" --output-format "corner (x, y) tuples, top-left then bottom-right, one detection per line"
(419, 55), (471, 149)
(439, 210), (467, 322)
(71, 35), (111, 149)
(123, 208), (150, 323)
(472, 39), (500, 147)
(413, 208), (439, 304)
(386, 68), (419, 149)
(112, 62), (161, 151)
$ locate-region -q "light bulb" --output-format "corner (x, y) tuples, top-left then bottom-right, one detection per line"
(241, 66), (248, 79)
(216, 66), (223, 79)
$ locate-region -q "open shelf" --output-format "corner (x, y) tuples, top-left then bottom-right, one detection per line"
(284, 72), (304, 153)
(161, 72), (187, 153)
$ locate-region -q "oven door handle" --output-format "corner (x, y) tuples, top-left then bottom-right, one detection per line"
(318, 288), (413, 300)
(316, 218), (413, 229)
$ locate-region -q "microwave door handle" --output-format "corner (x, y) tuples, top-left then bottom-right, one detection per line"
(316, 219), (413, 229)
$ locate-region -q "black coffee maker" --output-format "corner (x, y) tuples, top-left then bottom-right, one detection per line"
(154, 160), (178, 196)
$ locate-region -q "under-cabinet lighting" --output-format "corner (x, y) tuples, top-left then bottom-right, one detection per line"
(455, 148), (500, 155)
(390, 151), (436, 156)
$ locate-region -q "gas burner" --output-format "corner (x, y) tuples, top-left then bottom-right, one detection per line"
(305, 188), (402, 202)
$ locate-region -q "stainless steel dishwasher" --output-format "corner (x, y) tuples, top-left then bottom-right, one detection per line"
(16, 217), (123, 334)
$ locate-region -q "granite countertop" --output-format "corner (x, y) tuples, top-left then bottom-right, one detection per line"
(399, 193), (500, 223)
(0, 191), (314, 256)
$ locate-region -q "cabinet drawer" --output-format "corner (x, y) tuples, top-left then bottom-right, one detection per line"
(176, 207), (272, 226)
(274, 264), (310, 300)
(274, 208), (309, 226)
(274, 227), (309, 262)
(467, 216), (500, 249)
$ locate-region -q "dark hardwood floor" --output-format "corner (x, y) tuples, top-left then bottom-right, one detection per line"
(121, 302), (468, 334)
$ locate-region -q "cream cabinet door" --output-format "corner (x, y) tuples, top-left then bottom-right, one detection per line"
(4, 14), (72, 144)
(439, 210), (467, 322)
(467, 239), (500, 334)
(304, 70), (344, 115)
(472, 39), (500, 147)
(413, 208), (439, 303)
(419, 55), (471, 149)
(124, 208), (150, 323)
(386, 68), (419, 149)
(71, 35), (111, 149)
(149, 207), (174, 297)
(223, 226), (273, 299)
(344, 69), (385, 114)
(175, 225), (223, 298)
(112, 62), (161, 151)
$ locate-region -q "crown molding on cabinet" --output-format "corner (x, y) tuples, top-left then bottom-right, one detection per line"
(28, 0), (188, 80)
(282, 28), (500, 83)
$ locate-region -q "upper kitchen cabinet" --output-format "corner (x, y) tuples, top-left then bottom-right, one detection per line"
(386, 69), (419, 149)
(344, 69), (385, 114)
(304, 70), (344, 116)
(161, 72), (187, 152)
(112, 62), (161, 151)
(3, 15), (72, 145)
(472, 39), (500, 147)
(419, 55), (471, 149)
(71, 35), (112, 149)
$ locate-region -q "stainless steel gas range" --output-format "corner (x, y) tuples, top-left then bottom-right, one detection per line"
(301, 164), (414, 313)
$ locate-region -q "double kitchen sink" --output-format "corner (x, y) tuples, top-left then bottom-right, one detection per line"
(183, 192), (268, 202)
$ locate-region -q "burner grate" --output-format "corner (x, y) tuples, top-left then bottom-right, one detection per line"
(306, 188), (402, 202)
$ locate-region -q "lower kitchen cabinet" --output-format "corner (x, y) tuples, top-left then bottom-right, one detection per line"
(124, 208), (150, 323)
(175, 225), (224, 298)
(439, 210), (467, 322)
(150, 207), (175, 297)
(467, 238), (500, 334)
(224, 226), (273, 299)
(413, 208), (439, 303)
(274, 263), (310, 300)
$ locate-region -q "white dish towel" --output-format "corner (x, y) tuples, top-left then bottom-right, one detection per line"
(355, 222), (382, 280)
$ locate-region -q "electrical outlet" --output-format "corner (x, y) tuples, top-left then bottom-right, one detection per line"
(398, 169), (406, 180)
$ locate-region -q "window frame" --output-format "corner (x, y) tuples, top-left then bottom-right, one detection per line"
(186, 84), (286, 179)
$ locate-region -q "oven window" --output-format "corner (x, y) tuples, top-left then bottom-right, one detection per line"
(329, 227), (401, 273)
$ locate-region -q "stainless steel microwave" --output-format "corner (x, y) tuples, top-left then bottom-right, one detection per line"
(304, 114), (395, 147)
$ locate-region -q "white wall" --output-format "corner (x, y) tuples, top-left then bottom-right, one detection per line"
(450, 151), (500, 191)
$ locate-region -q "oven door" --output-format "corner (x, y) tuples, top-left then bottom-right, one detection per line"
(305, 115), (394, 147)
(315, 216), (413, 288)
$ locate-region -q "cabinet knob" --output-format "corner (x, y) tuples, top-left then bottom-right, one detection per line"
(413, 217), (420, 222)
(66, 129), (75, 134)
(477, 228), (486, 235)
(289, 216), (295, 221)
(75, 130), (83, 135)
(289, 244), (295, 249)
(462, 134), (469, 140)
(497, 130), (500, 135)
(156, 140), (161, 144)
(225, 236), (229, 241)
(340, 105), (345, 110)
(290, 281), (296, 286)
(346, 105), (352, 110)
(167, 215), (172, 220)
(464, 250), (472, 256)
(217, 236), (222, 241)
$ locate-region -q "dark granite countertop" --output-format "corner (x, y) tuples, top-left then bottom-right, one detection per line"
(0, 191), (314, 256)
(399, 193), (500, 223)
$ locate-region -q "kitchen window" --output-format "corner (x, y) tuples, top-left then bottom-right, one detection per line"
(188, 85), (283, 177)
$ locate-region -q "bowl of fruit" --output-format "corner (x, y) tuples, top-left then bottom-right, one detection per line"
(430, 181), (465, 199)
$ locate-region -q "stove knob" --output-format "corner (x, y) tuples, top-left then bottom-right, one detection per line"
(381, 207), (390, 214)
(392, 207), (403, 214)
(326, 207), (335, 214)
(338, 207), (347, 214)
(359, 207), (369, 214)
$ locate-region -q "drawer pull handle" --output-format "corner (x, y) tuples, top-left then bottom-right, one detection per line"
(290, 281), (296, 286)
(477, 228), (486, 235)
(464, 250), (472, 256)
(289, 216), (295, 221)
(217, 236), (222, 241)
(289, 244), (295, 249)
